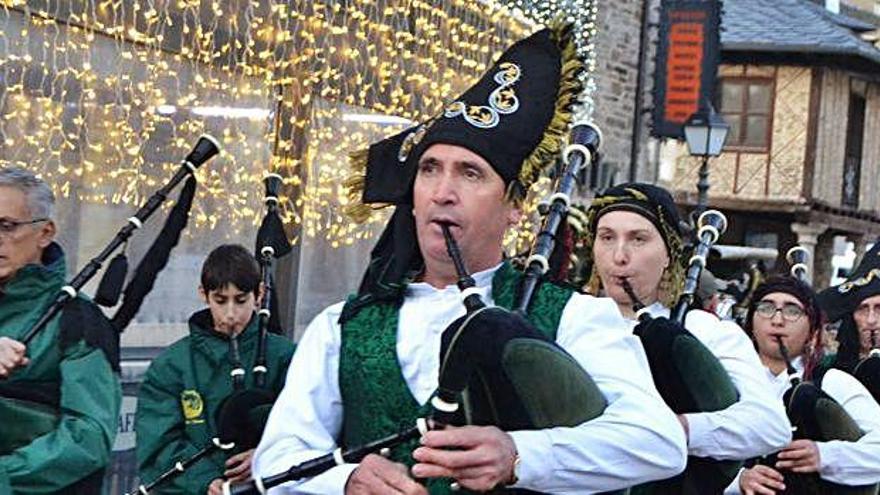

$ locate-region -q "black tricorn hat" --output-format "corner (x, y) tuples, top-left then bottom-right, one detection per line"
(818, 240), (880, 322)
(338, 22), (587, 321)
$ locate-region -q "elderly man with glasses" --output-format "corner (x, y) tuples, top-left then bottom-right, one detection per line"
(0, 167), (121, 494)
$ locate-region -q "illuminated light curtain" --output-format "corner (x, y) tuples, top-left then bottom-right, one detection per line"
(0, 1), (515, 238)
(0, 0), (599, 341)
(0, 0), (597, 248)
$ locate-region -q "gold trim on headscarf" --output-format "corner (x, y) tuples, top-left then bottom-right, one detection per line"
(583, 190), (686, 307)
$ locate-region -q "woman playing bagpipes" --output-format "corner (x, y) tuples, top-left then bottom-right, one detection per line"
(729, 274), (880, 494)
(251, 23), (687, 495)
(581, 183), (791, 493)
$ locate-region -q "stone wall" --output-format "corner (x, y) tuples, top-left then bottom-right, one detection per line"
(591, 0), (655, 187)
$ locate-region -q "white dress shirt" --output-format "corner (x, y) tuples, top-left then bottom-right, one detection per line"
(725, 357), (880, 492)
(628, 304), (792, 460)
(253, 265), (687, 494)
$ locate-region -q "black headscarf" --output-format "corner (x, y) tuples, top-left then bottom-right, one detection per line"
(746, 275), (824, 379)
(583, 182), (686, 305)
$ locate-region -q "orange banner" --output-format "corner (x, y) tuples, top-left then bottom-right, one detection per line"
(652, 0), (720, 138)
(665, 17), (705, 123)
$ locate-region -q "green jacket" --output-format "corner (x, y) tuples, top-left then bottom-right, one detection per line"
(0, 243), (121, 494)
(135, 309), (295, 494)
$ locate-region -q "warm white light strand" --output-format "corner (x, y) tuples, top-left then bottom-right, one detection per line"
(0, 0), (594, 247)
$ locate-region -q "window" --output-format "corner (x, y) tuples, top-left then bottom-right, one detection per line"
(718, 78), (774, 151)
(842, 92), (866, 209)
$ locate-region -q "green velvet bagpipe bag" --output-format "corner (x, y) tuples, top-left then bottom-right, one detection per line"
(766, 381), (880, 495)
(438, 306), (617, 495)
(0, 396), (59, 454)
(630, 316), (741, 495)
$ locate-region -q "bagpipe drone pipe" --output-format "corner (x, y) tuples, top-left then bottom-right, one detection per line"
(0, 135), (220, 458)
(622, 210), (742, 495)
(437, 122), (607, 441)
(224, 122), (612, 495)
(129, 174), (292, 494)
(748, 246), (877, 495)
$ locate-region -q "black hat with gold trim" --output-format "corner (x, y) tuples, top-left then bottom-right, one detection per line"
(818, 240), (880, 322)
(340, 22), (586, 320)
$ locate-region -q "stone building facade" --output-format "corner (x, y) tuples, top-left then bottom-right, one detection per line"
(653, 0), (880, 289)
(591, 0), (655, 187)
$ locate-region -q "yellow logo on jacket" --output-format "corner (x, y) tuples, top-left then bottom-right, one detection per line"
(181, 390), (205, 424)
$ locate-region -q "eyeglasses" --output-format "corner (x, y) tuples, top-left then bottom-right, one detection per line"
(754, 300), (806, 322)
(0, 217), (48, 237)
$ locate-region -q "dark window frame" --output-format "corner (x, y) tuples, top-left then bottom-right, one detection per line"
(718, 77), (775, 153)
(842, 90), (866, 209)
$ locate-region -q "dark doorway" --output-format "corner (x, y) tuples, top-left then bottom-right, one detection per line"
(842, 92), (865, 209)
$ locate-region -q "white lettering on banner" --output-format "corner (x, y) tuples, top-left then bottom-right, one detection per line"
(114, 396), (137, 451)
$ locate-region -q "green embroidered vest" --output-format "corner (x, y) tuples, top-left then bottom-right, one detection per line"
(338, 263), (573, 494)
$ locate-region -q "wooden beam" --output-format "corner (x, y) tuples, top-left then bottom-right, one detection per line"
(803, 67), (822, 201)
(672, 192), (880, 236)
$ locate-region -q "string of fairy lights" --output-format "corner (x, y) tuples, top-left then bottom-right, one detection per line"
(504, 0), (599, 120)
(0, 0), (597, 248)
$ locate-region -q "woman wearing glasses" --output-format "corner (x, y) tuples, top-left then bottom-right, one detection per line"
(729, 275), (880, 494)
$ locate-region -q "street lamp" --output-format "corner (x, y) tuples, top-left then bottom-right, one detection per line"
(684, 103), (729, 217)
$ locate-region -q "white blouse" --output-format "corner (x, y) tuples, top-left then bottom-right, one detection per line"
(629, 303), (792, 460)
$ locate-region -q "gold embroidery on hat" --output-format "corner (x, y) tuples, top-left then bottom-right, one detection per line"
(444, 62), (521, 129)
(398, 124), (429, 163)
(838, 268), (880, 293)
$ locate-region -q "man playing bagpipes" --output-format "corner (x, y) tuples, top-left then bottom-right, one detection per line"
(730, 275), (880, 494)
(135, 244), (296, 494)
(581, 183), (791, 492)
(0, 167), (121, 493)
(819, 241), (880, 404)
(252, 23), (687, 495)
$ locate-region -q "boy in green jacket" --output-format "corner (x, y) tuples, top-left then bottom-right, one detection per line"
(135, 244), (295, 494)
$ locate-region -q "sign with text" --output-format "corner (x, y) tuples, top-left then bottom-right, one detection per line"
(652, 0), (722, 138)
